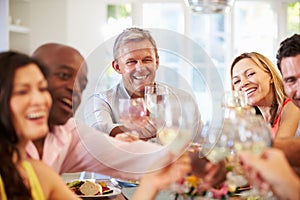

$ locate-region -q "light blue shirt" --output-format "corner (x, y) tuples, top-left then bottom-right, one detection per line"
(84, 80), (202, 137)
(84, 81), (129, 134)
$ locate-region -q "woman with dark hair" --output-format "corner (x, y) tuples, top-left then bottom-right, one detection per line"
(0, 51), (191, 200)
(0, 51), (80, 199)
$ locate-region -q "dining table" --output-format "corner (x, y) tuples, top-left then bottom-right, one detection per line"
(79, 194), (127, 200)
(62, 172), (248, 200)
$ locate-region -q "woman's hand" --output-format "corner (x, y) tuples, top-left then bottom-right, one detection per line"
(132, 153), (191, 200)
(239, 148), (300, 199)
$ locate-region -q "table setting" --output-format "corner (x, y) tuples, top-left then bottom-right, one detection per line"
(62, 172), (135, 200)
(62, 89), (276, 200)
(169, 90), (275, 200)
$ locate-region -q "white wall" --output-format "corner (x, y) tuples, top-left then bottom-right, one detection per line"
(7, 0), (108, 56)
(67, 0), (107, 57)
(30, 0), (68, 54)
(0, 0), (9, 52)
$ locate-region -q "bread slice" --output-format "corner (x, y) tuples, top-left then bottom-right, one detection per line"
(79, 181), (102, 195)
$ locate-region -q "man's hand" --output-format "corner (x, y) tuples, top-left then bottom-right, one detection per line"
(115, 132), (140, 142)
(110, 116), (157, 140)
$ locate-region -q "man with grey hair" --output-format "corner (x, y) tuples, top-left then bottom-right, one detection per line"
(84, 27), (202, 140)
(85, 27), (161, 138)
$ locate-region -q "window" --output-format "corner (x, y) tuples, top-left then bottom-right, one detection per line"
(233, 1), (277, 60)
(142, 3), (184, 33)
(102, 4), (132, 40)
(97, 4), (133, 91)
(97, 0), (296, 123)
(288, 2), (300, 35)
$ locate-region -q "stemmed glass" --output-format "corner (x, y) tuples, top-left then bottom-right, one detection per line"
(223, 90), (248, 108)
(199, 90), (250, 163)
(232, 115), (274, 199)
(155, 93), (199, 194)
(144, 82), (169, 134)
(198, 90), (273, 198)
(198, 122), (231, 164)
(154, 91), (198, 150)
(118, 98), (147, 138)
(144, 82), (169, 112)
(144, 82), (171, 143)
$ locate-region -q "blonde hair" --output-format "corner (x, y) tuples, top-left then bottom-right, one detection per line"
(230, 52), (286, 124)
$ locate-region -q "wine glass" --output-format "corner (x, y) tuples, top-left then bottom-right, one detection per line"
(118, 98), (147, 138)
(232, 115), (274, 199)
(212, 90), (248, 169)
(144, 82), (170, 143)
(156, 93), (198, 150)
(219, 115), (273, 199)
(144, 82), (169, 131)
(222, 90), (256, 119)
(197, 90), (273, 198)
(156, 93), (199, 193)
(198, 122), (231, 164)
(199, 115), (273, 197)
(222, 90), (248, 108)
(198, 90), (249, 163)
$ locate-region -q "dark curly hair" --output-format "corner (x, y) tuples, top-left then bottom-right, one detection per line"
(276, 34), (300, 72)
(0, 51), (48, 199)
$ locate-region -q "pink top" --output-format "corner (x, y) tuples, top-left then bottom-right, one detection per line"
(271, 98), (291, 138)
(26, 118), (168, 180)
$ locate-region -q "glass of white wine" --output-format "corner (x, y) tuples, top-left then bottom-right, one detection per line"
(197, 90), (273, 198)
(156, 92), (199, 193)
(144, 82), (169, 132)
(118, 98), (148, 138)
(222, 90), (248, 108)
(199, 90), (250, 163)
(232, 115), (274, 199)
(199, 122), (231, 164)
(144, 82), (169, 112)
(157, 93), (198, 151)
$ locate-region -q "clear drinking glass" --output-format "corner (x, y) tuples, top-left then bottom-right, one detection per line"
(194, 90), (274, 198)
(158, 93), (199, 193)
(118, 98), (147, 138)
(232, 115), (274, 199)
(222, 90), (248, 108)
(144, 83), (169, 121)
(199, 123), (231, 164)
(198, 90), (249, 163)
(156, 93), (198, 150)
(144, 82), (170, 142)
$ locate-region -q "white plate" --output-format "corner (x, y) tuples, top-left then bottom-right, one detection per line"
(79, 187), (121, 199)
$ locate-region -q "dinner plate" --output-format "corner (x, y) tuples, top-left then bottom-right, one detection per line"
(79, 187), (121, 199)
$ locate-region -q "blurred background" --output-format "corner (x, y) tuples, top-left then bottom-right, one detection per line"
(1, 0), (299, 123)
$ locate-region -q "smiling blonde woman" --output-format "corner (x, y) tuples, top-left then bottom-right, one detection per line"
(230, 52), (300, 139)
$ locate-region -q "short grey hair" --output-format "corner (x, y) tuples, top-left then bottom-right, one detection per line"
(113, 27), (159, 61)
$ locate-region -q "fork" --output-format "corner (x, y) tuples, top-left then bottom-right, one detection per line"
(110, 178), (129, 200)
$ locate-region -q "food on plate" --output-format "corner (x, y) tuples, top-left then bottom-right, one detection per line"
(79, 181), (102, 195)
(67, 180), (113, 196)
